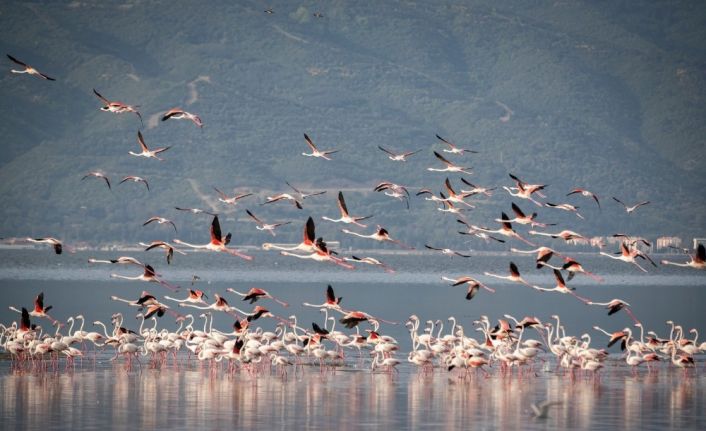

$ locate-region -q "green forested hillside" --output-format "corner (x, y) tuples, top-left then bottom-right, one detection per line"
(0, 0), (704, 249)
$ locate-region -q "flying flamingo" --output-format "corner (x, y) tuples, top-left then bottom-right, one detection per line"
(544, 202), (584, 219)
(119, 176), (149, 191)
(245, 209), (291, 236)
(457, 219), (505, 243)
(142, 217), (177, 232)
(612, 197), (650, 214)
(342, 226), (413, 249)
(484, 262), (541, 290)
(529, 229), (586, 242)
(130, 131), (170, 160)
(599, 242), (651, 272)
(440, 276), (495, 300)
(378, 146), (421, 161)
(343, 255), (395, 273)
(587, 299), (640, 324)
(435, 134), (478, 154)
(110, 291), (160, 308)
(510, 246), (559, 269)
(93, 88), (143, 126)
(26, 237), (63, 254)
(503, 174), (547, 206)
(540, 258), (604, 282)
(286, 181), (326, 200)
(6, 54), (55, 80)
(173, 215), (253, 261)
(110, 264), (180, 291)
(459, 178), (495, 197)
(425, 244), (471, 258)
(322, 191), (372, 227)
(442, 178), (474, 207)
(82, 172), (111, 189)
(164, 289), (208, 305)
(88, 256), (143, 266)
(262, 192), (303, 209)
(161, 107), (203, 128)
(496, 203), (554, 228)
(661, 244), (705, 269)
(226, 287), (289, 307)
(140, 241), (186, 265)
(179, 294), (238, 315)
(567, 188), (600, 209)
(302, 285), (344, 310)
(427, 151), (472, 174)
(531, 270), (591, 303)
(302, 133), (338, 160)
(263, 216), (317, 252)
(213, 187), (253, 206)
(280, 238), (354, 270)
(174, 206), (217, 216)
(436, 192), (470, 217)
(9, 292), (56, 324)
(470, 213), (535, 245)
(374, 182), (410, 208)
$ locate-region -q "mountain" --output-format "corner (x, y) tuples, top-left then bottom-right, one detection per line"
(0, 0), (704, 249)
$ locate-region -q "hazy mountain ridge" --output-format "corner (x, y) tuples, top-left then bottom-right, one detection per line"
(0, 0), (704, 247)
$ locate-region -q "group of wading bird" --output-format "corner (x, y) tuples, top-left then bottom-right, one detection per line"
(2, 53), (705, 379)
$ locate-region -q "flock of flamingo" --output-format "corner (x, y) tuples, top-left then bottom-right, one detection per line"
(1, 45), (705, 381)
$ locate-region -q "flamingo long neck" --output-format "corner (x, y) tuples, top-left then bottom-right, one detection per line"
(138, 315), (146, 334)
(209, 314), (214, 334)
(78, 316), (85, 333)
(448, 317), (457, 338)
(692, 329), (699, 345)
(436, 321), (444, 339)
(96, 321), (110, 338)
(637, 325), (645, 345)
(151, 317), (158, 331)
(67, 318), (75, 335)
(514, 327), (525, 353)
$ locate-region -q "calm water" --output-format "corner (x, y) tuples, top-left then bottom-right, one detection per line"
(1, 249), (705, 429)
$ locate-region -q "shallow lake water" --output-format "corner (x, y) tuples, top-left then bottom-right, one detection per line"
(1, 249), (705, 429)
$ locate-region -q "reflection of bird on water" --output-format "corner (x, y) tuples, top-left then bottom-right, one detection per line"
(531, 400), (562, 419)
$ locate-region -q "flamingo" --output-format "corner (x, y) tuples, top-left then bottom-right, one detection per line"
(179, 294), (237, 314)
(302, 285), (344, 310)
(509, 246), (559, 269)
(119, 176), (149, 191)
(343, 255), (395, 273)
(302, 133), (338, 160)
(6, 54), (55, 80)
(599, 242), (651, 272)
(661, 244), (705, 269)
(88, 256), (143, 266)
(93, 88), (143, 126)
(544, 202), (584, 219)
(263, 216), (316, 252)
(503, 174), (546, 206)
(164, 289), (208, 305)
(441, 276), (495, 300)
(173, 215), (253, 261)
(245, 209), (290, 236)
(457, 219), (506, 243)
(374, 182), (410, 208)
(213, 187), (253, 206)
(322, 191), (372, 227)
(441, 178), (475, 207)
(174, 206), (217, 216)
(435, 134), (478, 154)
(110, 291), (160, 308)
(262, 192), (303, 209)
(342, 226), (413, 249)
(612, 197), (650, 214)
(531, 270), (591, 303)
(459, 178), (495, 197)
(427, 151), (472, 174)
(161, 107), (203, 128)
(286, 181), (326, 200)
(130, 131), (170, 160)
(470, 213), (535, 245)
(111, 264), (180, 291)
(142, 217), (177, 233)
(567, 188), (600, 209)
(425, 244), (471, 258)
(26, 237), (63, 254)
(587, 299), (639, 324)
(378, 145), (421, 161)
(436, 192), (470, 217)
(140, 241), (186, 265)
(539, 257), (603, 282)
(280, 238), (354, 270)
(529, 229), (586, 242)
(496, 203), (554, 227)
(484, 262), (541, 290)
(226, 287), (289, 307)
(81, 172), (111, 189)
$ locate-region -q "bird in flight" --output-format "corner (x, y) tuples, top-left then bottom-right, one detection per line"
(302, 133), (338, 160)
(130, 131), (170, 161)
(93, 88), (143, 126)
(322, 191), (372, 227)
(427, 151), (472, 174)
(26, 237), (64, 254)
(612, 197), (650, 214)
(6, 54), (55, 80)
(660, 244), (705, 270)
(567, 188), (600, 209)
(286, 181), (326, 200)
(245, 209), (291, 236)
(119, 176), (149, 191)
(378, 146), (421, 162)
(175, 206), (217, 216)
(82, 172), (111, 190)
(435, 134), (478, 154)
(173, 215), (253, 261)
(213, 187), (253, 206)
(143, 216), (177, 233)
(161, 107), (203, 128)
